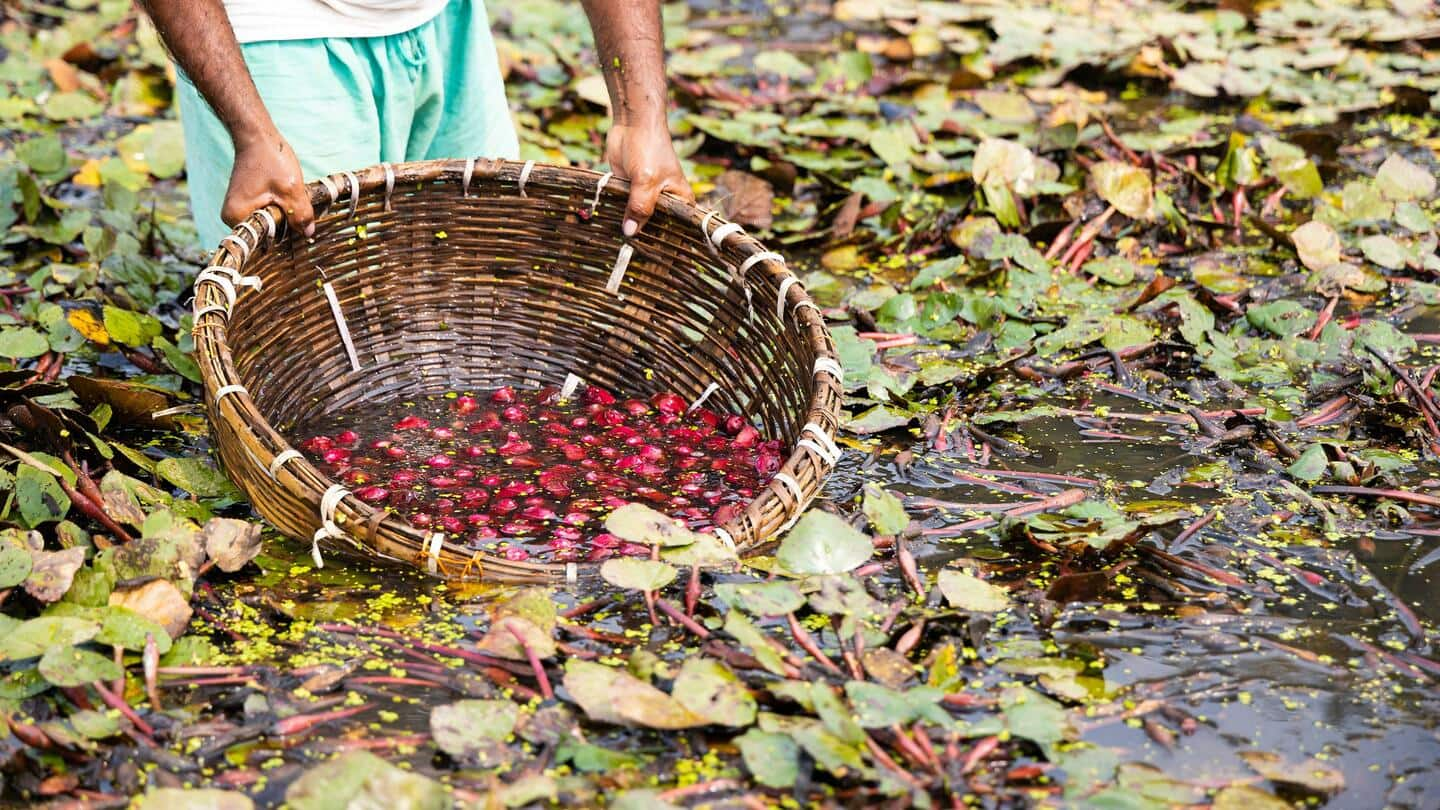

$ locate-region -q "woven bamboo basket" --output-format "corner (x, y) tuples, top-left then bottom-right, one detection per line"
(190, 159), (843, 584)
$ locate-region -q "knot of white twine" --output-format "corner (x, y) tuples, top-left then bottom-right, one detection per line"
(311, 484), (351, 569)
(813, 356), (844, 383)
(518, 159), (535, 198)
(775, 275), (799, 321)
(425, 532), (445, 575)
(798, 422), (843, 466)
(267, 448), (302, 480)
(590, 171), (614, 217)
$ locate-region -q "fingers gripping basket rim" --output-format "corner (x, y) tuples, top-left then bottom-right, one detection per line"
(190, 159), (843, 584)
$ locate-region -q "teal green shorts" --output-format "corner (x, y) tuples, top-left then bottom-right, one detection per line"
(176, 0), (519, 246)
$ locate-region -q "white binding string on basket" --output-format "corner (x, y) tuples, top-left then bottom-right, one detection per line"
(797, 438), (838, 466)
(605, 243), (634, 295)
(268, 448), (302, 480)
(566, 562), (578, 586)
(711, 526), (736, 551)
(382, 163), (395, 211)
(203, 263), (263, 293)
(688, 382), (720, 413)
(425, 532), (445, 575)
(775, 275), (799, 321)
(193, 303), (228, 322)
(215, 383), (246, 403)
(737, 251), (783, 283)
(311, 484), (351, 569)
(709, 222), (743, 250)
(220, 234), (251, 266)
(813, 356), (844, 382)
(771, 470), (807, 510)
(590, 171), (613, 217)
(802, 422), (842, 462)
(321, 281), (362, 373)
(319, 176), (339, 204)
(255, 209), (277, 240)
(559, 373), (583, 400)
(194, 270), (237, 311)
(344, 171), (360, 218)
(793, 300), (821, 319)
(699, 210), (721, 256)
(462, 157), (475, 197)
(517, 159), (535, 198)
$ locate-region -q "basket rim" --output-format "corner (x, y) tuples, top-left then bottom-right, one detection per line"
(190, 158), (843, 583)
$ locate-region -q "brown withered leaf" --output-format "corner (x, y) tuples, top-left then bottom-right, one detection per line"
(713, 170), (774, 229)
(832, 192), (863, 239)
(24, 547), (85, 603)
(110, 578), (193, 639)
(201, 518), (262, 573)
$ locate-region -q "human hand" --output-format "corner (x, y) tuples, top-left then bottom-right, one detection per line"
(222, 128), (316, 239)
(605, 119), (693, 238)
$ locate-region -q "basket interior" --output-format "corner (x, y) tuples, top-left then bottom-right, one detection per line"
(228, 165), (818, 471)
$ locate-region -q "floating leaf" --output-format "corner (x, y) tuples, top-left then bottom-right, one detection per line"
(430, 700), (519, 767)
(715, 581), (806, 616)
(1090, 160), (1153, 219)
(474, 587), (557, 660)
(0, 616), (101, 661)
(862, 485), (908, 536)
(137, 789), (254, 810)
(201, 517), (262, 572)
(1375, 153), (1436, 202)
(562, 659), (704, 729)
(1239, 751), (1345, 795)
(156, 457), (241, 500)
(0, 544), (34, 588)
(776, 510), (873, 575)
(97, 606), (173, 654)
(605, 503), (704, 547)
(1291, 221), (1341, 271)
(736, 728), (800, 788)
(285, 750), (447, 810)
(937, 568), (1011, 612)
(600, 557), (677, 591)
(39, 644), (122, 687)
(0, 327), (50, 359)
(672, 657), (756, 727)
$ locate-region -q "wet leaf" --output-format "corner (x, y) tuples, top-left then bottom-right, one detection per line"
(776, 510), (873, 575)
(845, 680), (948, 728)
(937, 568), (1011, 612)
(201, 517), (262, 572)
(1213, 784), (1292, 810)
(1375, 153), (1435, 202)
(38, 644), (122, 687)
(1090, 161), (1153, 219)
(474, 587), (557, 660)
(0, 327), (50, 359)
(0, 616), (100, 661)
(600, 557), (677, 591)
(862, 485), (908, 535)
(96, 605), (173, 654)
(285, 750), (447, 810)
(673, 657), (755, 726)
(1239, 750), (1345, 795)
(715, 580), (806, 616)
(430, 700), (519, 766)
(1291, 220), (1341, 270)
(155, 456), (241, 500)
(0, 543), (34, 588)
(736, 728), (800, 788)
(605, 503), (704, 547)
(562, 659), (704, 729)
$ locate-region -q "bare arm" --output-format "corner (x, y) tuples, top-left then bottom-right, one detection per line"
(138, 0), (315, 237)
(580, 0), (693, 236)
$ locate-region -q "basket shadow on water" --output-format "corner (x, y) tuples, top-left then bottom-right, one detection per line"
(191, 159), (842, 583)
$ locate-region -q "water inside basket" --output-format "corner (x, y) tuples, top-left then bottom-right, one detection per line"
(292, 386), (779, 563)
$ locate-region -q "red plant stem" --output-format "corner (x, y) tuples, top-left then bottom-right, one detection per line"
(508, 626), (553, 700)
(143, 634), (161, 711)
(686, 565), (701, 618)
(156, 666), (252, 676)
(920, 488), (1086, 538)
(896, 539), (925, 600)
(1135, 544), (1248, 588)
(1297, 395), (1350, 428)
(786, 613), (843, 675)
(1307, 296), (1338, 340)
(953, 468), (1100, 487)
(657, 779), (743, 802)
(912, 722), (943, 772)
(1312, 485), (1440, 509)
(1044, 219), (1080, 261)
(864, 734), (925, 788)
(890, 724), (935, 772)
(166, 675), (259, 688)
(853, 562), (884, 578)
(561, 597), (611, 620)
(1170, 508), (1217, 549)
(655, 596), (711, 640)
(895, 620), (925, 656)
(872, 335), (918, 350)
(962, 735), (1001, 774)
(91, 681), (156, 740)
(344, 676), (440, 688)
(271, 703), (373, 736)
(483, 667), (541, 701)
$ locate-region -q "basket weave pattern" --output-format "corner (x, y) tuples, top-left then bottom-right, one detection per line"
(191, 159), (842, 583)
